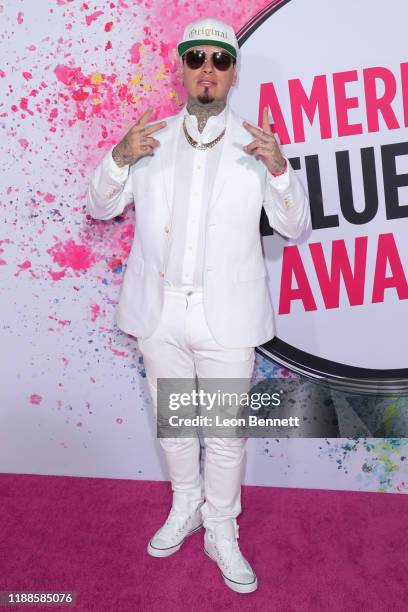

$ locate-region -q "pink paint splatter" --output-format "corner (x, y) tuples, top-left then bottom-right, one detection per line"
(52, 48), (179, 146)
(48, 269), (66, 281)
(48, 108), (58, 123)
(22, 72), (32, 81)
(0, 239), (12, 265)
(279, 368), (298, 378)
(116, 417), (124, 424)
(90, 303), (100, 321)
(44, 193), (55, 203)
(47, 238), (97, 276)
(48, 315), (71, 326)
(14, 260), (31, 276)
(108, 257), (123, 273)
(72, 90), (89, 101)
(17, 11), (23, 24)
(54, 64), (83, 86)
(18, 138), (29, 150)
(108, 338), (128, 357)
(30, 394), (43, 405)
(129, 42), (141, 64)
(19, 97), (34, 116)
(85, 10), (104, 26)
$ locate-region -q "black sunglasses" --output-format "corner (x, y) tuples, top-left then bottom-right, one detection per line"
(183, 49), (236, 72)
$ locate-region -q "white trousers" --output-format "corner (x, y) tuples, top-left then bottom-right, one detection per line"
(138, 286), (255, 528)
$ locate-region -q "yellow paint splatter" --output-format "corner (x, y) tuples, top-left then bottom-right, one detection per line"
(153, 64), (170, 81)
(130, 73), (143, 86)
(91, 72), (103, 85)
(377, 453), (400, 474)
(91, 98), (101, 105)
(383, 403), (397, 427)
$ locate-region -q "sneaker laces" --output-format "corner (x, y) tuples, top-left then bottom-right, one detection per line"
(161, 507), (197, 535)
(212, 523), (251, 572)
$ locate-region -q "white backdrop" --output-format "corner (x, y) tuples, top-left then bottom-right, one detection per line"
(231, 0), (408, 375)
(0, 0), (407, 494)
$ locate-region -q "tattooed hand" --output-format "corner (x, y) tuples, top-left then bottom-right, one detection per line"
(242, 107), (287, 175)
(112, 107), (167, 167)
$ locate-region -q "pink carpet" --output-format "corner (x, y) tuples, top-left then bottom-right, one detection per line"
(0, 474), (406, 611)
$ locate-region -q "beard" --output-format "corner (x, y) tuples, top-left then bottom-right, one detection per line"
(197, 86), (215, 104)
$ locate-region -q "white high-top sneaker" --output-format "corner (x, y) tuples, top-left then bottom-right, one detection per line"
(147, 501), (204, 558)
(204, 519), (258, 593)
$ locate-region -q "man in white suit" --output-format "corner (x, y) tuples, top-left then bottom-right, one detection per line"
(87, 17), (310, 594)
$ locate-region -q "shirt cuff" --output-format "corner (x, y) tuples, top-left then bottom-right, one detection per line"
(104, 146), (130, 183)
(267, 158), (291, 189)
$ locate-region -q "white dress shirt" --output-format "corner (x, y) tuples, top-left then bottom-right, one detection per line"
(164, 106), (227, 289)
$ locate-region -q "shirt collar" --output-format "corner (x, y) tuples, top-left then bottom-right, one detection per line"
(183, 104), (228, 143)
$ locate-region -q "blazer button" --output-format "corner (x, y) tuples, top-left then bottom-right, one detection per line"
(164, 225), (170, 233)
(159, 271), (164, 277)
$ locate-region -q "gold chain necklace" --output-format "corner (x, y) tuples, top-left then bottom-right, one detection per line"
(182, 117), (226, 150)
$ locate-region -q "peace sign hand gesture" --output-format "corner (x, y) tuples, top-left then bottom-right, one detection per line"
(243, 107), (287, 175)
(112, 107), (167, 168)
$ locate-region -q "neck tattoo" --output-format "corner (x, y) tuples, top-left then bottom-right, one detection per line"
(186, 97), (226, 133)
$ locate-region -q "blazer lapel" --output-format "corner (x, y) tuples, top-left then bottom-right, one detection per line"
(208, 105), (241, 212)
(159, 108), (185, 213)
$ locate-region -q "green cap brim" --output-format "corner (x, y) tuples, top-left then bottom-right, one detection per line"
(177, 40), (237, 59)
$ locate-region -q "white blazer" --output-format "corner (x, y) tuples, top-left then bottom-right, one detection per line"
(86, 104), (310, 348)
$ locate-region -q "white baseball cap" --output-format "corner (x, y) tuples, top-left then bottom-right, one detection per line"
(177, 17), (239, 59)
